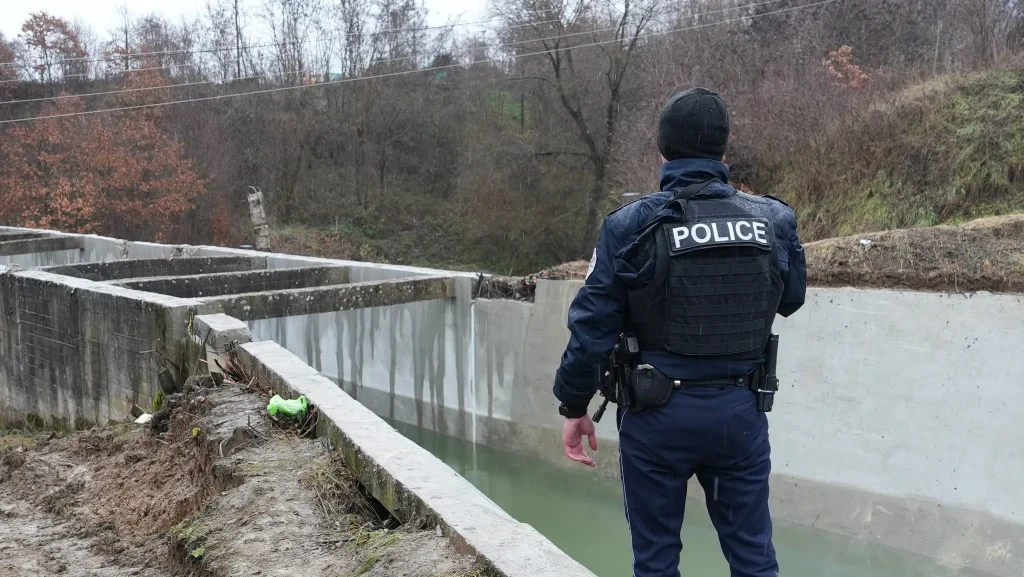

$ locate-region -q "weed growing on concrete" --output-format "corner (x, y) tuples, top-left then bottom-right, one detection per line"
(152, 389), (166, 412)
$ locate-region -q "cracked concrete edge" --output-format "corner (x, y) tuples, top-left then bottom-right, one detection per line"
(234, 340), (597, 577)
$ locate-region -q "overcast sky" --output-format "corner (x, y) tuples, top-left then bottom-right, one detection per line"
(1, 0), (487, 41)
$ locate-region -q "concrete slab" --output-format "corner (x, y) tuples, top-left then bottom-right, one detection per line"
(194, 314), (253, 352)
(236, 340), (596, 577)
(113, 266), (349, 298)
(200, 275), (457, 321)
(0, 236), (83, 256)
(42, 256), (267, 281)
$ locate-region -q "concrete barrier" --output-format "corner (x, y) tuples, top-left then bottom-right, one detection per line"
(43, 256), (266, 281)
(0, 236), (83, 257)
(0, 268), (197, 429)
(114, 265), (349, 297)
(199, 275), (457, 321)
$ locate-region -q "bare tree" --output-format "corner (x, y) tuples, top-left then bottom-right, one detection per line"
(494, 0), (659, 242)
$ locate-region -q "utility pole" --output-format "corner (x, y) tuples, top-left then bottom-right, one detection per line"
(234, 0), (242, 79)
(119, 5), (131, 71)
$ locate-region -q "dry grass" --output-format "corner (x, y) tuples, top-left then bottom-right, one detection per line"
(806, 214), (1024, 292)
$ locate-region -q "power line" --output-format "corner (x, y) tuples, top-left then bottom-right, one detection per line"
(0, 0), (792, 105)
(0, 15), (564, 85)
(0, 11), (561, 70)
(1, 0), (788, 81)
(0, 0), (841, 126)
(0, 16), (563, 89)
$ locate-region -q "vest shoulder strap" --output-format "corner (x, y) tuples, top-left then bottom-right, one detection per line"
(762, 194), (790, 207)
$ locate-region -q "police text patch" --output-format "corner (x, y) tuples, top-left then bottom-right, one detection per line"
(665, 218), (771, 255)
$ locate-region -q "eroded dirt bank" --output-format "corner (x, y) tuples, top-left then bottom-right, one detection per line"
(0, 381), (486, 577)
(480, 214), (1024, 301)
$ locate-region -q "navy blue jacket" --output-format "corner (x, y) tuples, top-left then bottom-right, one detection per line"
(553, 158), (807, 408)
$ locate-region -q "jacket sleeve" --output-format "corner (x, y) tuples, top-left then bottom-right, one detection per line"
(553, 218), (629, 408)
(774, 204), (807, 318)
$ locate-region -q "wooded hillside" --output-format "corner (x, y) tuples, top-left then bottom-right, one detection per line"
(1, 0), (1022, 273)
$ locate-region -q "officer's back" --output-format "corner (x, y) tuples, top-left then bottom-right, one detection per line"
(554, 88), (806, 577)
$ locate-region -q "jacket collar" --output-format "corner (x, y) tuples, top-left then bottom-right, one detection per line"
(659, 158), (730, 193)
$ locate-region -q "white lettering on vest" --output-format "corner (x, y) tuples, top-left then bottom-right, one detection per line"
(735, 221), (752, 241)
(711, 222), (729, 242)
(753, 221), (767, 244)
(667, 218), (770, 252)
(672, 226), (689, 248)
(691, 223), (711, 243)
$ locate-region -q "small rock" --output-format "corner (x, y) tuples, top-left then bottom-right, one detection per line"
(435, 525), (443, 537)
(134, 413), (153, 425)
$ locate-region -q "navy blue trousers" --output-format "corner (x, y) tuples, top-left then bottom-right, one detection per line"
(617, 386), (778, 577)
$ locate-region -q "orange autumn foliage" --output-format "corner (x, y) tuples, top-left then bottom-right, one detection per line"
(0, 39), (16, 98)
(0, 59), (204, 242)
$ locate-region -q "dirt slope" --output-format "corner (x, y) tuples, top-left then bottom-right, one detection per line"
(806, 214), (1024, 292)
(0, 382), (484, 577)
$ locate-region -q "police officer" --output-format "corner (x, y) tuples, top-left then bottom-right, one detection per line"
(554, 87), (807, 577)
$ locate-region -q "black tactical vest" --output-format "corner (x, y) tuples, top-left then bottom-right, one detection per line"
(625, 184), (785, 361)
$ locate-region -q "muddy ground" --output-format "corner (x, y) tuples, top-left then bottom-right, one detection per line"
(481, 214), (1024, 300)
(0, 383), (485, 577)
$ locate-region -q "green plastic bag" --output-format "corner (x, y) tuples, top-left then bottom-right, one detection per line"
(267, 394), (308, 419)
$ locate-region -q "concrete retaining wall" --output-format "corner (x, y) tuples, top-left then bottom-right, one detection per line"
(0, 267), (197, 429)
(471, 282), (1024, 529)
(467, 281), (1024, 576)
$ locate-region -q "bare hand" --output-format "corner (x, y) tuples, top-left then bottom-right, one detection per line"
(562, 415), (598, 467)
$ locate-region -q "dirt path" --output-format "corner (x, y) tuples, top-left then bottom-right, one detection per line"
(0, 382), (485, 577)
(0, 500), (173, 577)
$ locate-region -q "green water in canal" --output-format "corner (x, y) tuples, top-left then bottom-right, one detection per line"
(388, 420), (992, 577)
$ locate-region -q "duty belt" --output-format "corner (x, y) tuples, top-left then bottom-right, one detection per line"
(642, 369), (752, 390)
(636, 366), (777, 412)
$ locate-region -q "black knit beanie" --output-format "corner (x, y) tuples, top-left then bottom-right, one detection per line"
(657, 87), (730, 161)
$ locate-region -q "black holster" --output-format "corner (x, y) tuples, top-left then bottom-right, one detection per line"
(752, 334), (780, 412)
(627, 364), (674, 413)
